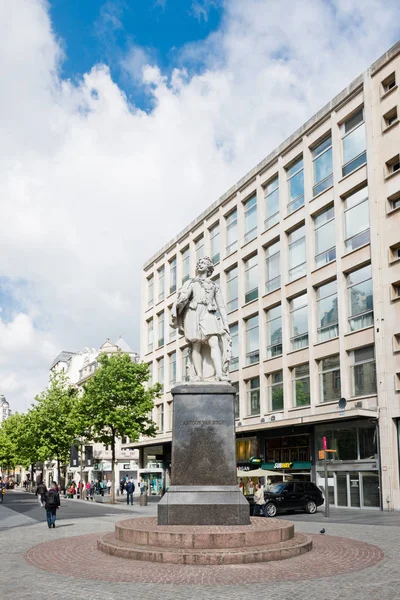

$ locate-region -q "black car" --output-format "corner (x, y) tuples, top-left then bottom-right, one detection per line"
(247, 480), (324, 517)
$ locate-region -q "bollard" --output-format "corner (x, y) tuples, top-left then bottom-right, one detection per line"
(139, 493), (148, 507)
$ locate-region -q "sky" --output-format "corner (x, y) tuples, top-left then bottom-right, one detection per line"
(0, 0), (400, 413)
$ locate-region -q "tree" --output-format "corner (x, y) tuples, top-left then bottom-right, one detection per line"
(78, 352), (160, 503)
(0, 414), (20, 474)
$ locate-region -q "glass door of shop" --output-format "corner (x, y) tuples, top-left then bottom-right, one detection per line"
(330, 471), (380, 508)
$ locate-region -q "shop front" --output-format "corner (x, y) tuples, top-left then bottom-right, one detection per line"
(138, 467), (164, 495)
(315, 419), (380, 509)
(263, 432), (313, 482)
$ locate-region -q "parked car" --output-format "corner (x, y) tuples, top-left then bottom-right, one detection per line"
(246, 480), (324, 517)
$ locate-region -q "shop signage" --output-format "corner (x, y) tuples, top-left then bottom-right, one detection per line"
(262, 461), (312, 471)
(249, 456), (262, 465)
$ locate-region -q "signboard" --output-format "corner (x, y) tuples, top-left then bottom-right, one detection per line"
(318, 450), (325, 460)
(322, 436), (327, 450)
(249, 456), (262, 465)
(262, 461), (312, 471)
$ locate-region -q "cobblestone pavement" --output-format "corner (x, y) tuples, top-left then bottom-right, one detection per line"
(1, 494), (400, 600)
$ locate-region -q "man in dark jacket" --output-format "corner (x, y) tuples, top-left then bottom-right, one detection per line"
(36, 480), (47, 508)
(43, 481), (60, 528)
(126, 479), (135, 505)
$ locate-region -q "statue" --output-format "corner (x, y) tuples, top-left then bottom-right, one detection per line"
(171, 256), (231, 382)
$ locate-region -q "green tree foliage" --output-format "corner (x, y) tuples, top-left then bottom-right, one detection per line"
(0, 414), (21, 472)
(78, 352), (160, 502)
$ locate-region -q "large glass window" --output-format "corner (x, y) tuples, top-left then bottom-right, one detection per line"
(288, 225), (306, 281)
(347, 265), (373, 331)
(269, 371), (284, 412)
(157, 311), (165, 347)
(169, 352), (176, 387)
(169, 307), (177, 341)
(287, 157), (304, 214)
(264, 177), (280, 228)
(342, 109), (367, 176)
(266, 305), (282, 358)
(232, 381), (240, 419)
(317, 280), (338, 342)
(181, 347), (190, 382)
(244, 255), (258, 303)
(181, 247), (190, 283)
(210, 222), (220, 264)
(226, 265), (238, 312)
(147, 275), (154, 308)
(147, 319), (153, 353)
(314, 206), (336, 267)
(344, 186), (370, 251)
(312, 136), (333, 196)
(156, 404), (164, 433)
(244, 195), (257, 243)
(157, 357), (164, 390)
(245, 315), (259, 365)
(292, 364), (310, 407)
(319, 355), (341, 402)
(157, 266), (165, 302)
(226, 209), (238, 256)
(195, 236), (205, 261)
(169, 257), (177, 294)
(230, 323), (239, 371)
(247, 377), (260, 416)
(290, 293), (308, 350)
(351, 346), (376, 397)
(265, 240), (281, 293)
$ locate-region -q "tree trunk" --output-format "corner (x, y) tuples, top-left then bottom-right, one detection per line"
(111, 434), (116, 504)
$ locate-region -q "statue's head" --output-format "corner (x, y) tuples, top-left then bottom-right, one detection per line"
(196, 256), (214, 277)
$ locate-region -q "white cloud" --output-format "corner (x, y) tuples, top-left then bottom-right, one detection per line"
(0, 0), (399, 412)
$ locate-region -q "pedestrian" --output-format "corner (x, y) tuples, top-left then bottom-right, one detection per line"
(0, 479), (5, 503)
(90, 480), (96, 500)
(106, 480), (112, 495)
(43, 481), (60, 529)
(126, 479), (135, 506)
(36, 480), (47, 507)
(253, 483), (265, 517)
(86, 481), (91, 500)
(120, 479), (125, 495)
(140, 480), (144, 495)
(99, 480), (105, 497)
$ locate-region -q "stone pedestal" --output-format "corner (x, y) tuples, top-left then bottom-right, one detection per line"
(157, 383), (250, 525)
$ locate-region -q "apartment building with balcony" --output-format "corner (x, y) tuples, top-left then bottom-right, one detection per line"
(139, 41), (400, 509)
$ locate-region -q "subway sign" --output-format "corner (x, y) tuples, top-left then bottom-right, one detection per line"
(262, 461), (312, 471)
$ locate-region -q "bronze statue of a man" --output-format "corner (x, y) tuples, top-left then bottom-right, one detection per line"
(171, 257), (231, 382)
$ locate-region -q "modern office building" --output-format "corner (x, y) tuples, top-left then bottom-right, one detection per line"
(139, 41), (400, 509)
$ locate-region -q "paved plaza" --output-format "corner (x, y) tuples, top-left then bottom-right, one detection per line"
(1, 490), (400, 599)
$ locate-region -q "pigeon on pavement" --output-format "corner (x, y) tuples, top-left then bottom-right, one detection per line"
(320, 528), (326, 534)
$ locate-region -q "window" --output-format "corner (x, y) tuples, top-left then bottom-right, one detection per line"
(147, 275), (154, 308)
(264, 177), (280, 228)
(230, 323), (239, 371)
(156, 404), (164, 433)
(341, 109), (366, 176)
(390, 242), (400, 263)
(169, 352), (176, 387)
(157, 357), (164, 390)
(147, 362), (153, 385)
(343, 186), (370, 251)
(290, 293), (308, 350)
(181, 347), (190, 382)
(226, 265), (238, 312)
(316, 280), (338, 342)
(312, 136), (333, 196)
(209, 222), (220, 264)
(383, 107), (398, 129)
(157, 266), (165, 302)
(168, 307), (177, 341)
(245, 315), (259, 365)
(226, 209), (238, 256)
(244, 254), (258, 303)
(287, 157), (304, 214)
(269, 371), (284, 412)
(292, 364), (310, 407)
(386, 155), (400, 176)
(288, 225), (306, 281)
(266, 305), (282, 358)
(181, 247), (190, 283)
(169, 257), (177, 294)
(388, 191), (400, 212)
(347, 265), (373, 331)
(265, 240), (281, 292)
(194, 236), (205, 261)
(247, 377), (260, 416)
(244, 195), (257, 243)
(391, 281), (400, 301)
(147, 319), (153, 352)
(381, 72), (396, 95)
(232, 382), (240, 419)
(314, 206), (336, 267)
(319, 355), (341, 402)
(157, 311), (165, 347)
(351, 346), (376, 397)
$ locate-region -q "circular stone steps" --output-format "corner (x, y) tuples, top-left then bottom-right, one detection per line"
(97, 517), (312, 565)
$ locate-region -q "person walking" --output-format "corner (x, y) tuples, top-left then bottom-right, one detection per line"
(43, 481), (60, 528)
(36, 480), (47, 507)
(106, 479), (112, 495)
(253, 483), (265, 517)
(90, 481), (96, 500)
(0, 479), (5, 503)
(126, 479), (135, 506)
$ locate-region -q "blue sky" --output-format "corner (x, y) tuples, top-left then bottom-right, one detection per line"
(49, 0), (222, 108)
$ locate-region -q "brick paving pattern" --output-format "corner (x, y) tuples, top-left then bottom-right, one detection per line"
(24, 531), (383, 584)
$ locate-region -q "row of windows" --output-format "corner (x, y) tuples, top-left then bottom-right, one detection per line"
(147, 183), (371, 309)
(146, 263), (374, 355)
